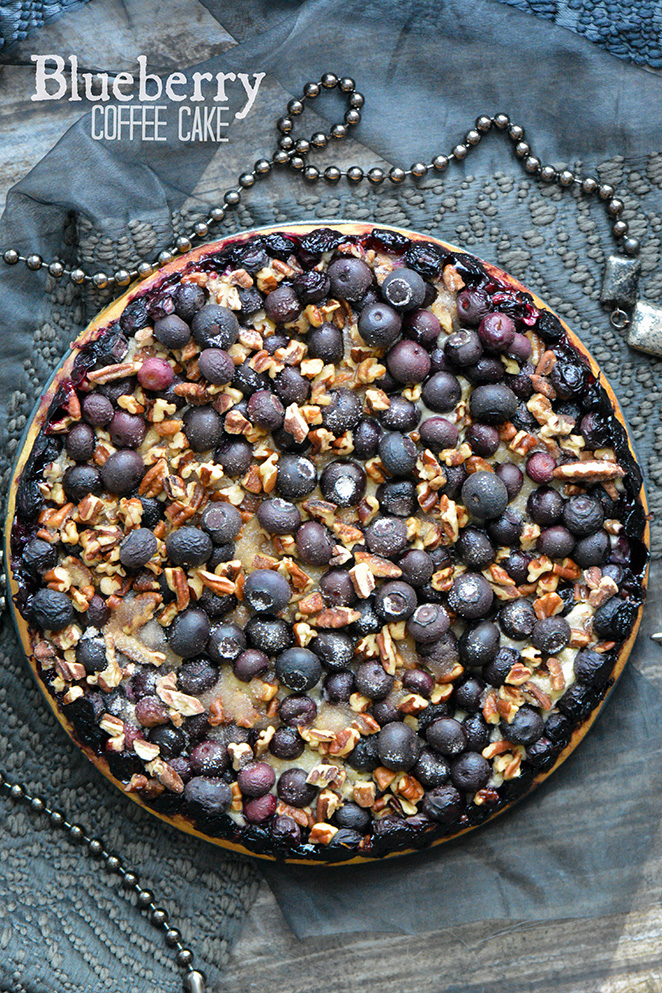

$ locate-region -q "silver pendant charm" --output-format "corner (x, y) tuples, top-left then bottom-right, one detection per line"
(600, 254), (641, 308)
(627, 299), (662, 358)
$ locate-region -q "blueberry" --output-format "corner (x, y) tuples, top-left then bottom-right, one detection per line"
(364, 516), (409, 557)
(328, 257), (373, 302)
(322, 388), (362, 435)
(238, 761), (276, 798)
(406, 603), (451, 644)
(448, 573), (494, 619)
(139, 497), (164, 530)
(502, 550), (533, 586)
(450, 752), (491, 792)
(85, 595), (110, 629)
(469, 384), (517, 424)
(166, 527), (213, 567)
(376, 479), (416, 517)
(526, 451), (557, 484)
(308, 322), (343, 364)
(466, 423), (500, 457)
(320, 568), (357, 606)
(527, 486), (564, 527)
(295, 521), (334, 565)
(487, 509), (523, 547)
(234, 360), (270, 398)
(398, 549), (434, 588)
(573, 530), (610, 567)
(461, 471), (509, 520)
(444, 328), (483, 367)
(246, 614), (292, 655)
(199, 348), (235, 385)
(271, 815), (302, 845)
(495, 462), (524, 500)
(378, 432), (418, 477)
(244, 570), (291, 614)
(426, 717), (466, 756)
(353, 417), (382, 459)
(354, 661), (394, 700)
(419, 416), (459, 451)
(457, 527), (496, 570)
(381, 267), (426, 311)
(274, 367), (310, 406)
(478, 312), (516, 352)
(75, 637), (107, 673)
(177, 658), (219, 695)
(22, 538), (57, 574)
(184, 777), (232, 816)
(562, 494), (604, 537)
(537, 525), (576, 559)
(270, 726), (305, 759)
(456, 288), (490, 326)
(502, 705), (544, 745)
(277, 768), (318, 808)
(380, 395), (419, 432)
(350, 600), (382, 637)
(484, 646), (519, 686)
(462, 713), (491, 751)
(593, 597), (637, 640)
(346, 735), (380, 772)
(65, 423), (95, 462)
(333, 802), (371, 832)
(414, 749), (450, 788)
(275, 647), (322, 692)
(421, 785), (463, 823)
(201, 502), (243, 544)
(377, 722), (421, 771)
(278, 694), (317, 728)
(257, 497), (301, 536)
(138, 357), (174, 392)
(531, 616), (571, 654)
(324, 670), (355, 702)
(207, 621), (246, 664)
(358, 302), (402, 347)
(119, 528), (157, 569)
(499, 599), (537, 640)
(573, 648), (612, 686)
(168, 608), (211, 658)
(386, 340), (431, 384)
(31, 589), (74, 631)
(154, 314), (192, 350)
(459, 620), (500, 667)
(233, 649), (269, 682)
(374, 581), (418, 622)
(402, 668), (435, 697)
(191, 305), (239, 349)
(421, 372), (462, 413)
(465, 356), (505, 385)
(173, 283), (206, 323)
(311, 631), (355, 670)
(63, 465), (103, 502)
(454, 677), (485, 712)
(248, 389), (285, 431)
(320, 460), (366, 506)
(549, 359), (587, 400)
(403, 309), (441, 349)
(82, 393), (113, 426)
(277, 454), (318, 500)
(215, 437), (254, 476)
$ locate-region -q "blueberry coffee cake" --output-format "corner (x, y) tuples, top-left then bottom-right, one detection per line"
(6, 223), (649, 863)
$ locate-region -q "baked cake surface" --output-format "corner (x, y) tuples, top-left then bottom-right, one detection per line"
(6, 223), (649, 862)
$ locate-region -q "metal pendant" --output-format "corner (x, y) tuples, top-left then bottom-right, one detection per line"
(627, 300), (662, 358)
(600, 254), (641, 308)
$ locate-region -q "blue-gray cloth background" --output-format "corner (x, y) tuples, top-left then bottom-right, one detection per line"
(0, 1), (662, 991)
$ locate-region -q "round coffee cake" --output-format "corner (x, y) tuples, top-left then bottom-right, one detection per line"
(5, 223), (649, 863)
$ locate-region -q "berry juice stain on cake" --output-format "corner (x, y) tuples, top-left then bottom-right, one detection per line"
(5, 223), (649, 863)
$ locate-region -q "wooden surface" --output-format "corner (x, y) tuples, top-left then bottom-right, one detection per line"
(2, 4), (662, 992)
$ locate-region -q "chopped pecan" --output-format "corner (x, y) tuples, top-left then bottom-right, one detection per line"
(315, 606), (361, 628)
(552, 460), (625, 483)
(349, 562), (376, 598)
(353, 782), (377, 808)
(353, 550), (402, 578)
(283, 403), (310, 442)
(533, 592), (564, 618)
(308, 823), (338, 845)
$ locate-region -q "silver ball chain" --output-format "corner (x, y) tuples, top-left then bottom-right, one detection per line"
(0, 71), (644, 993)
(0, 71), (640, 292)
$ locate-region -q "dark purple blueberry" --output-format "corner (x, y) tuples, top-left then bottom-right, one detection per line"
(448, 573), (494, 619)
(276, 647), (322, 692)
(487, 509), (523, 547)
(478, 312), (516, 352)
(445, 329), (483, 367)
(333, 802), (371, 833)
(154, 314), (192, 349)
(580, 412), (610, 449)
(506, 367), (535, 399)
(146, 724), (187, 760)
(537, 525), (576, 559)
(353, 417), (382, 459)
(198, 589), (236, 620)
(173, 283), (206, 323)
(380, 395), (419, 432)
(412, 749), (449, 790)
(233, 649), (269, 682)
(386, 340), (431, 385)
(207, 621), (246, 664)
(502, 550), (533, 586)
(184, 777), (232, 816)
(294, 521), (334, 566)
(278, 694), (317, 728)
(66, 423), (95, 462)
(168, 608), (211, 658)
(469, 384), (517, 424)
(243, 570), (290, 614)
(535, 310), (565, 343)
(381, 267), (426, 311)
(419, 416), (459, 452)
(466, 423), (500, 457)
(328, 257), (373, 302)
(372, 701), (402, 726)
(364, 516), (409, 557)
(527, 486), (564, 526)
(272, 425), (311, 455)
(526, 451), (557, 484)
(138, 357), (174, 392)
(264, 283), (303, 324)
(507, 332), (532, 361)
(109, 411), (146, 450)
(276, 454), (317, 500)
(238, 761), (276, 798)
(421, 784), (463, 823)
(63, 465), (102, 502)
(85, 595), (110, 629)
(512, 401), (538, 432)
(458, 620), (500, 667)
(531, 616), (571, 654)
(246, 614), (292, 655)
(208, 544), (236, 570)
(374, 580), (418, 622)
(465, 356), (505, 385)
(324, 670), (355, 703)
(573, 530), (610, 567)
(350, 600), (382, 637)
(429, 348), (451, 373)
(398, 549), (434, 588)
(311, 631), (354, 670)
(320, 568), (357, 607)
(422, 372), (462, 413)
(198, 348), (235, 385)
(378, 432), (418, 477)
(82, 393), (113, 426)
(377, 722), (421, 771)
(456, 288), (489, 326)
(354, 661), (394, 700)
(274, 367), (310, 406)
(403, 240), (443, 278)
(358, 302), (402, 347)
(499, 599), (537, 640)
(293, 269), (331, 304)
(134, 696), (168, 727)
(201, 502), (243, 544)
(376, 479), (416, 517)
(450, 752), (491, 792)
(183, 407), (224, 452)
(190, 740), (229, 776)
(592, 597), (637, 640)
(99, 376), (137, 405)
(462, 713), (491, 751)
(574, 648), (612, 686)
(277, 768), (317, 808)
(427, 717), (466, 757)
(139, 497), (164, 530)
(119, 528), (157, 569)
(549, 359), (587, 399)
(495, 462), (523, 500)
(502, 705), (544, 746)
(307, 322), (343, 363)
(264, 333), (289, 356)
(244, 793), (277, 823)
(257, 498), (301, 536)
(403, 309), (441, 349)
(177, 658), (219, 695)
(562, 494), (605, 537)
(526, 736), (555, 769)
(270, 726), (305, 760)
(484, 646), (518, 686)
(131, 668), (158, 700)
(454, 677), (485, 712)
(406, 603), (451, 644)
(322, 388), (362, 435)
(461, 471), (509, 520)
(233, 360), (270, 399)
(22, 538), (57, 575)
(166, 527), (212, 567)
(75, 637), (107, 673)
(95, 329), (129, 366)
(248, 389), (285, 432)
(215, 437), (253, 477)
(191, 305), (239, 350)
(271, 815), (301, 845)
(119, 299), (149, 336)
(402, 668), (435, 698)
(320, 460), (366, 506)
(346, 735), (380, 772)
